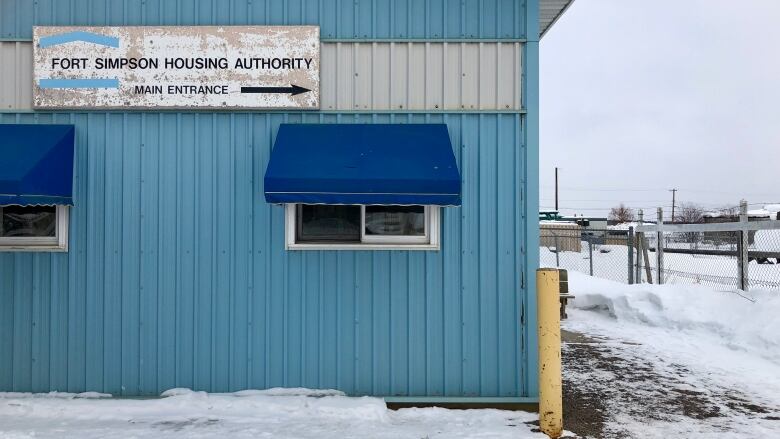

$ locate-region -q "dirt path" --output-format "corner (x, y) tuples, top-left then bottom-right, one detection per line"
(561, 329), (780, 438)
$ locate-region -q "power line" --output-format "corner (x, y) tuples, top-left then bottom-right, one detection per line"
(540, 185), (780, 198)
(540, 198), (673, 203)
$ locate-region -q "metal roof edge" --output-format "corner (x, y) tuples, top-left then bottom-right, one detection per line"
(541, 0), (575, 38)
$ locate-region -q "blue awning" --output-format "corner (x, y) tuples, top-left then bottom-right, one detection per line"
(0, 124), (75, 206)
(264, 124), (461, 206)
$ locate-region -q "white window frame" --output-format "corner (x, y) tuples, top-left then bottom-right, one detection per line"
(0, 205), (69, 252)
(285, 204), (440, 251)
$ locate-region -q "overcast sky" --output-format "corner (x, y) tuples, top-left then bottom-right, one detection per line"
(540, 0), (780, 220)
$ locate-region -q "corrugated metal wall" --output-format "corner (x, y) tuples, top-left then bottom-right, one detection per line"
(0, 112), (526, 397)
(0, 0), (527, 40)
(0, 0), (536, 399)
(0, 41), (522, 111)
(321, 42), (522, 110)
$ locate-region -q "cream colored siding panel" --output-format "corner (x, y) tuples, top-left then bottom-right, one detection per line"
(354, 44), (372, 110)
(18, 43), (33, 108)
(443, 44), (462, 110)
(0, 42), (522, 111)
(336, 43), (355, 110)
(0, 42), (32, 110)
(425, 44), (444, 109)
(390, 43), (409, 110)
(320, 42), (337, 110)
(496, 43), (522, 110)
(334, 42), (521, 111)
(479, 43), (498, 110)
(370, 43), (391, 110)
(460, 44), (479, 110)
(408, 43), (426, 110)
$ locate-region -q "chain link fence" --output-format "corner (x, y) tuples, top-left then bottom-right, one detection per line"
(539, 217), (780, 291)
(540, 226), (634, 284)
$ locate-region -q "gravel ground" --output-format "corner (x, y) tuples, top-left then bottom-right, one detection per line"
(561, 329), (780, 438)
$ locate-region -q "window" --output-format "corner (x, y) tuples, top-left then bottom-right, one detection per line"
(0, 205), (69, 251)
(286, 204), (440, 250)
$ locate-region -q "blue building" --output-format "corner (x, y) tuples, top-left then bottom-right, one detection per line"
(0, 0), (571, 405)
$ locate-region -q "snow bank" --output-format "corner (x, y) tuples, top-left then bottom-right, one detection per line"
(0, 389), (544, 439)
(0, 391), (111, 399)
(753, 228), (780, 252)
(232, 387), (346, 397)
(764, 204), (780, 213)
(607, 221), (653, 231)
(567, 272), (780, 363)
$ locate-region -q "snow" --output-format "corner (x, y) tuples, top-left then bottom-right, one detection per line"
(754, 228), (780, 253)
(0, 390), (548, 439)
(748, 209), (772, 218)
(567, 272), (780, 363)
(564, 272), (780, 437)
(764, 204), (780, 213)
(607, 221), (652, 231)
(0, 392), (111, 400)
(540, 238), (780, 289)
(540, 219), (577, 225)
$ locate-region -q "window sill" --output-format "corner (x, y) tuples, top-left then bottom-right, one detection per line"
(286, 242), (440, 251)
(0, 244), (68, 252)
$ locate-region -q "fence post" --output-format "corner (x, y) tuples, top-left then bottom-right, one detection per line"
(588, 237), (594, 276)
(738, 200), (749, 291)
(636, 210), (643, 283)
(628, 226), (635, 284)
(554, 233), (560, 268)
(656, 207), (664, 285)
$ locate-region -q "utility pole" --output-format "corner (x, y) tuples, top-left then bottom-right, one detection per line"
(669, 188), (677, 223)
(555, 167), (559, 211)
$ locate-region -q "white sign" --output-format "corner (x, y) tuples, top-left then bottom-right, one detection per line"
(33, 26), (320, 109)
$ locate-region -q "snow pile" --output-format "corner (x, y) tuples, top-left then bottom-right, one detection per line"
(607, 221), (653, 231)
(748, 209), (772, 218)
(0, 389), (545, 439)
(232, 387), (346, 397)
(0, 391), (111, 399)
(753, 228), (780, 252)
(563, 272), (780, 437)
(540, 219), (577, 225)
(566, 272), (780, 363)
(764, 204), (780, 214)
(160, 387), (346, 398)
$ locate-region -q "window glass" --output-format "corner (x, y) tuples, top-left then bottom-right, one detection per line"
(365, 205), (425, 236)
(297, 204), (361, 242)
(0, 206), (57, 237)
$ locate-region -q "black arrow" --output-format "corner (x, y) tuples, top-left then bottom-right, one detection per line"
(240, 84), (311, 96)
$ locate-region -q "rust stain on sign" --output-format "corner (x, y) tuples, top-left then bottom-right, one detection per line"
(33, 26), (320, 110)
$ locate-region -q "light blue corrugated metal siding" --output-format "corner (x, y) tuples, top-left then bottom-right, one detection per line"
(0, 113), (527, 397)
(0, 0), (526, 40)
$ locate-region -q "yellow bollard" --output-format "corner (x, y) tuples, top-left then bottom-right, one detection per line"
(537, 268), (563, 438)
